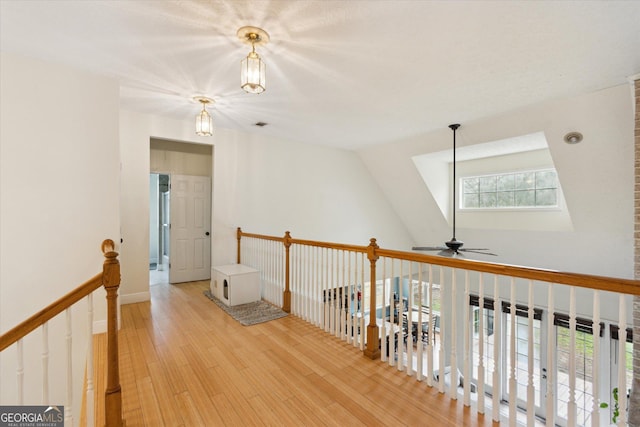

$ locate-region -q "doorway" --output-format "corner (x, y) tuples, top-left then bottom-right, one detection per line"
(150, 173), (170, 285)
(149, 137), (213, 286)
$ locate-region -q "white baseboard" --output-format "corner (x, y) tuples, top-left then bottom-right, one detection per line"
(120, 291), (151, 305)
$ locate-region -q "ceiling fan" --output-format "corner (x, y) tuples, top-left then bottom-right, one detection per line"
(412, 124), (497, 257)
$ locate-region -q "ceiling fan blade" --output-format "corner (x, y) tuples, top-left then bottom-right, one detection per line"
(412, 246), (447, 251)
(459, 249), (498, 256)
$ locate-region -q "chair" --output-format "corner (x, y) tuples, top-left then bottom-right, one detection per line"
(420, 310), (436, 345)
(402, 314), (418, 344)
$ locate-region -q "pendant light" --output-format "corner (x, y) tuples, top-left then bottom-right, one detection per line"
(194, 97), (214, 136)
(237, 26), (269, 94)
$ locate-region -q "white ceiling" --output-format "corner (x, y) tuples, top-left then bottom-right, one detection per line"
(1, 1), (639, 150)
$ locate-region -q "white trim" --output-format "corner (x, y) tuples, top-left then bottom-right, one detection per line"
(628, 73), (640, 83)
(120, 291), (150, 305)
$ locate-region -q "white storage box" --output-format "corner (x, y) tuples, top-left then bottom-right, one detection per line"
(212, 264), (260, 306)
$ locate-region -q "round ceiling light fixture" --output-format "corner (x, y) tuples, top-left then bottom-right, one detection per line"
(563, 131), (583, 144)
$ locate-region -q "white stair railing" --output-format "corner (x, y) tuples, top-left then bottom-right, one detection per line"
(236, 228), (640, 427)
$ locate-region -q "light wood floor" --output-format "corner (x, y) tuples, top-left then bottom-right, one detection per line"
(92, 280), (498, 426)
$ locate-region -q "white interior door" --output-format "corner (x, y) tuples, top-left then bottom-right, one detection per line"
(169, 174), (211, 283)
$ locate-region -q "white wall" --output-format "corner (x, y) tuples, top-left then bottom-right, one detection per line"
(0, 53), (120, 416)
(358, 84), (635, 279)
(119, 110), (414, 302)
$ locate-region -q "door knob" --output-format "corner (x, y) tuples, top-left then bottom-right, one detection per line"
(205, 232), (210, 236)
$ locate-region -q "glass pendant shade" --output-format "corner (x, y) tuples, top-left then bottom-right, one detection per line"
(241, 49), (266, 94)
(195, 103), (213, 136)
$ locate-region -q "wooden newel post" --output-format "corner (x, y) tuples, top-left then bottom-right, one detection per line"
(236, 227), (242, 264)
(101, 239), (124, 427)
(364, 238), (381, 360)
(283, 231), (292, 313)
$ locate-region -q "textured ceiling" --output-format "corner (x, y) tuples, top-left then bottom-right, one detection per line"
(1, 0), (639, 150)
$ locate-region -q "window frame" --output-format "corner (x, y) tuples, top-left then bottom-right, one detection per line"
(459, 167), (560, 211)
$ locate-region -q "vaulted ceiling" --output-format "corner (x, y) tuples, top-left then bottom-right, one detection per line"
(1, 1), (639, 150)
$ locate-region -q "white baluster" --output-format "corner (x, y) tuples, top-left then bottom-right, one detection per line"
(390, 259), (397, 367)
(354, 251), (360, 348)
(291, 245), (297, 315)
(509, 277), (517, 427)
(417, 264), (424, 381)
(438, 266), (446, 394)
(331, 250), (342, 337)
(450, 268), (458, 401)
(617, 294), (627, 426)
(426, 264), (434, 386)
(42, 322), (49, 404)
(406, 262), (413, 376)
(299, 245), (303, 318)
(86, 293), (95, 427)
(478, 273), (485, 415)
(592, 290), (600, 427)
(360, 252), (365, 351)
(66, 307), (73, 426)
(546, 283), (555, 427)
(569, 287), (577, 427)
(398, 260), (404, 371)
(315, 246), (320, 328)
(527, 280), (535, 427)
(347, 250), (353, 345)
(17, 338), (24, 405)
(340, 250), (346, 340)
(337, 250), (341, 338)
(307, 245), (312, 323)
(381, 257), (388, 363)
(323, 247), (328, 332)
(492, 275), (502, 423)
(463, 270), (471, 406)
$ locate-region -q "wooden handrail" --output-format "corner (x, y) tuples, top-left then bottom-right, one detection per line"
(376, 247), (640, 296)
(0, 273), (103, 352)
(237, 228), (640, 296)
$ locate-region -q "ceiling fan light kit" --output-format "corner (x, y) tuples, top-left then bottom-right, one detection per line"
(412, 123), (497, 257)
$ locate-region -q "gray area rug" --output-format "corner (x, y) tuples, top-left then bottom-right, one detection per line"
(203, 290), (288, 326)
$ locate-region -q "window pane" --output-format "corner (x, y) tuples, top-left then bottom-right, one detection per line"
(515, 190), (535, 206)
(479, 176), (497, 192)
(536, 189), (557, 206)
(515, 172), (535, 190)
(463, 178), (479, 194)
(557, 327), (595, 426)
(461, 169), (558, 210)
(536, 170), (557, 189)
(479, 192), (496, 208)
(463, 193), (479, 208)
(497, 191), (514, 207)
(497, 174), (515, 191)
(505, 315), (541, 407)
(472, 308), (495, 391)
